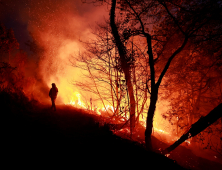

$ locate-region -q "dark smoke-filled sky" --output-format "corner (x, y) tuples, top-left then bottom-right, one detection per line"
(0, 0), (109, 104)
(0, 0), (108, 53)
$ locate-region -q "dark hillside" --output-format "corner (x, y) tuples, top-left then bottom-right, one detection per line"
(1, 90), (185, 169)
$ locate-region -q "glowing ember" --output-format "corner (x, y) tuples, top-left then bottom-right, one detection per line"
(154, 128), (169, 134)
(185, 140), (191, 145)
(165, 154), (170, 157)
(119, 128), (130, 133)
(188, 133), (192, 138)
(101, 104), (115, 113)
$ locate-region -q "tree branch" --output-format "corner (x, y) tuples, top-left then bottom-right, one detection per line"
(159, 0), (186, 36)
(156, 36), (188, 88)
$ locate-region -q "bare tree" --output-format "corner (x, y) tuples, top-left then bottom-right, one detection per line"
(108, 0), (222, 150)
(82, 0), (222, 151)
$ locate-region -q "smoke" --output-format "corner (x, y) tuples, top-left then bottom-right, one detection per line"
(1, 0), (173, 133)
(1, 0), (109, 104)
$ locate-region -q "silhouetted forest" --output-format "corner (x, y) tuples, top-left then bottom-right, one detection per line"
(0, 0), (222, 169)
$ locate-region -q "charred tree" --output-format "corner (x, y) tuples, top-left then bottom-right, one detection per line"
(163, 103), (222, 154)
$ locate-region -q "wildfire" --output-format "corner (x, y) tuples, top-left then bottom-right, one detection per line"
(101, 104), (115, 113)
(64, 91), (171, 131)
(63, 91), (192, 148)
(66, 91), (87, 109)
(139, 117), (170, 135)
(165, 154), (170, 157)
(64, 91), (114, 116)
(65, 92), (168, 134)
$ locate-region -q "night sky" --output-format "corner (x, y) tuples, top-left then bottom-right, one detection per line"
(0, 0), (108, 54)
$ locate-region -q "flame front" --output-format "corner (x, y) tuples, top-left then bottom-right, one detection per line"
(66, 91), (87, 109)
(64, 90), (171, 135)
(62, 89), (186, 146)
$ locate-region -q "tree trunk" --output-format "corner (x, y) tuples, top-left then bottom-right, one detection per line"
(144, 35), (188, 150)
(110, 0), (136, 133)
(125, 68), (136, 134)
(115, 69), (119, 115)
(163, 103), (222, 154)
(135, 86), (148, 123)
(108, 35), (115, 115)
(133, 65), (139, 124)
(145, 89), (158, 150)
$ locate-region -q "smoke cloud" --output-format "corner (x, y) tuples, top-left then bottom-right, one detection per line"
(1, 0), (109, 104)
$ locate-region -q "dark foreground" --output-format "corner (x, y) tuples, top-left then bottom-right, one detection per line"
(2, 99), (186, 169)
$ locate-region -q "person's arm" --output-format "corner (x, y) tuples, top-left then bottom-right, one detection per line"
(49, 89), (52, 97)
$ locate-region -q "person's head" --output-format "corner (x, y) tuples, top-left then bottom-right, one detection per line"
(52, 83), (56, 88)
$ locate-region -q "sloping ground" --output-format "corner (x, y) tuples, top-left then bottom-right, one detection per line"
(107, 124), (222, 170)
(150, 136), (222, 170)
(1, 90), (221, 169)
(112, 120), (222, 170)
(2, 100), (185, 169)
(116, 123), (222, 170)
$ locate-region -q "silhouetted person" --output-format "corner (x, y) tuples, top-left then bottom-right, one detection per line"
(49, 83), (58, 111)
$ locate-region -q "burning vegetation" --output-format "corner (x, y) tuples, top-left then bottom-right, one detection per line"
(0, 0), (222, 169)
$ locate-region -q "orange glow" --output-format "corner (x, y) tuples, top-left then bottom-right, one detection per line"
(65, 91), (87, 109)
(62, 88), (175, 142)
(19, 0), (109, 106)
(15, 0), (173, 140)
(64, 90), (116, 116)
(165, 154), (170, 157)
(14, 0), (181, 147)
